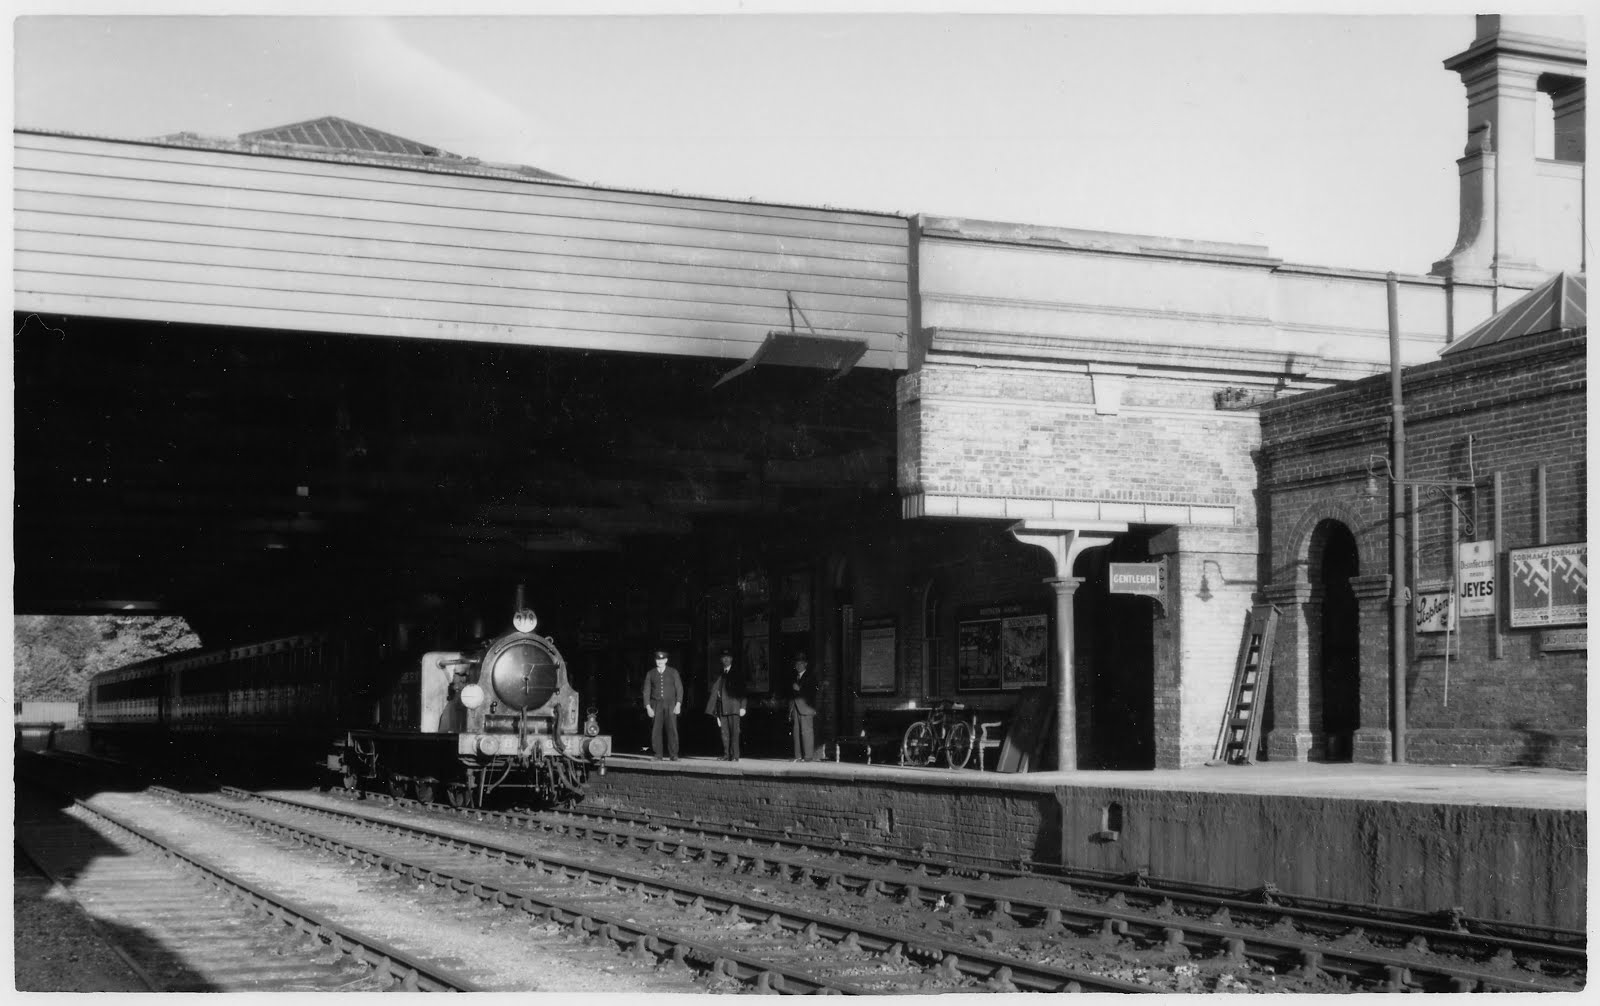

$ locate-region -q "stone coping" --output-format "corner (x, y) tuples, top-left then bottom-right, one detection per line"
(607, 754), (1586, 811)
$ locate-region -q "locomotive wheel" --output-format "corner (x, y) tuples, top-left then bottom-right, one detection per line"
(446, 783), (473, 808)
(341, 771), (360, 792)
(901, 722), (935, 766)
(944, 721), (975, 769)
(387, 777), (407, 800)
(413, 779), (436, 804)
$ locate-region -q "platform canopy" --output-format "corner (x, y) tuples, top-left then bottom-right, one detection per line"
(1441, 272), (1587, 355)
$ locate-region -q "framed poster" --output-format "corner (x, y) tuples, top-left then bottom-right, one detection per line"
(1510, 542), (1588, 628)
(858, 620), (896, 694)
(740, 569), (769, 636)
(960, 606), (1050, 691)
(957, 619), (1003, 691)
(741, 636), (771, 694)
(779, 570), (812, 633)
(1000, 614), (1049, 689)
(706, 585), (733, 639)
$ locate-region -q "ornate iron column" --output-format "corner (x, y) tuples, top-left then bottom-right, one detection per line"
(1009, 521), (1124, 771)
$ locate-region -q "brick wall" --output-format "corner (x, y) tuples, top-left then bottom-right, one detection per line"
(1258, 330), (1586, 767)
(1152, 526), (1262, 767)
(899, 365), (1261, 522)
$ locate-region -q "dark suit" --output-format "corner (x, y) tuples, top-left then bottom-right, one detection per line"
(704, 667), (746, 760)
(641, 663), (685, 759)
(788, 664), (818, 760)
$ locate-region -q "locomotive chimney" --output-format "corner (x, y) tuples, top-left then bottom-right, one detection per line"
(514, 582), (527, 612)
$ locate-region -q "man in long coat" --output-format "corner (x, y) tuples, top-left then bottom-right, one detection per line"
(788, 651), (818, 761)
(704, 647), (747, 761)
(641, 648), (684, 761)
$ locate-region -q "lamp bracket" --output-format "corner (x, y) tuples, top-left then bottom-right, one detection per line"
(1364, 451), (1479, 538)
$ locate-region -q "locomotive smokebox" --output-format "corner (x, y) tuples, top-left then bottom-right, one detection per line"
(482, 634), (561, 712)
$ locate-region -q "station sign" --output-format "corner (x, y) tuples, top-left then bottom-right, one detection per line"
(1456, 540), (1496, 618)
(1109, 562), (1166, 599)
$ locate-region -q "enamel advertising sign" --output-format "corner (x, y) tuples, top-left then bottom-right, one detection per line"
(1509, 542), (1587, 628)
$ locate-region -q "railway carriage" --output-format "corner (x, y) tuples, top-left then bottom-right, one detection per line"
(84, 608), (608, 806)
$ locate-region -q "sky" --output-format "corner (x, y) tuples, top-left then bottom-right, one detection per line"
(7, 3), (1589, 276)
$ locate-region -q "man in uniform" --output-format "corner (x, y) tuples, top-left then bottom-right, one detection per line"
(704, 647), (747, 761)
(788, 651), (818, 761)
(641, 648), (684, 761)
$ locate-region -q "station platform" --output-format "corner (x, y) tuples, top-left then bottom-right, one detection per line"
(601, 753), (1587, 809)
(587, 754), (1588, 930)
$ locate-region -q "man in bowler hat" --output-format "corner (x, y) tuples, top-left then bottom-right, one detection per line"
(641, 648), (684, 761)
(788, 651), (818, 761)
(704, 647), (747, 761)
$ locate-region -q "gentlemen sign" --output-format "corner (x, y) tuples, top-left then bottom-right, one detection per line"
(1109, 562), (1166, 598)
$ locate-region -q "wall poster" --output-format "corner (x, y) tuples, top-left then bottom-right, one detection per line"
(706, 585), (733, 639)
(999, 613), (1050, 689)
(1509, 542), (1588, 628)
(858, 619), (896, 694)
(739, 570), (771, 692)
(779, 570), (812, 633)
(959, 605), (1049, 691)
(741, 636), (771, 694)
(957, 620), (1002, 691)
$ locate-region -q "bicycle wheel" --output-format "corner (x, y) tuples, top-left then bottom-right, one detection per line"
(945, 721), (975, 769)
(901, 721), (935, 766)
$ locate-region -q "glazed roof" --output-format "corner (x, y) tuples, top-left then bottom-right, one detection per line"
(155, 115), (570, 182)
(239, 116), (458, 158)
(1442, 272), (1587, 355)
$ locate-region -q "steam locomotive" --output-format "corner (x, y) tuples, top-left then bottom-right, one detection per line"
(84, 608), (610, 807)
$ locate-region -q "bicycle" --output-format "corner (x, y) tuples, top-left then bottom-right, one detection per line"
(899, 700), (977, 769)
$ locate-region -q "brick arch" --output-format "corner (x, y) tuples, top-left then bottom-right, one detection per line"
(1280, 499), (1384, 585)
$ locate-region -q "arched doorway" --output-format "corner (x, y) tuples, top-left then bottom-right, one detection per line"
(1312, 521), (1360, 762)
(1072, 535), (1156, 769)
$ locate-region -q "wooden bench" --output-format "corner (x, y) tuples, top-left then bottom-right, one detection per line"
(830, 708), (1010, 770)
(828, 709), (919, 764)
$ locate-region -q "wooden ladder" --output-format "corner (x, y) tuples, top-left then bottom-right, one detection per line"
(1212, 604), (1280, 765)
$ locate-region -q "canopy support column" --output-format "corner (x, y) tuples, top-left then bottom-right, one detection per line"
(1009, 521), (1126, 770)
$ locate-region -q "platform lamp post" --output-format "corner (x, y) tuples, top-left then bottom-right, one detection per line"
(1369, 273), (1479, 763)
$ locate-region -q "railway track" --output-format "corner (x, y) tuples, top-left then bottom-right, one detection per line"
(327, 786), (1584, 993)
(185, 786), (1161, 993)
(13, 783), (479, 992)
(219, 786), (1579, 993)
(22, 750), (1581, 993)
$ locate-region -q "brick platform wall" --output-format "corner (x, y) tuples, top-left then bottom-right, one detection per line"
(1259, 330), (1587, 767)
(588, 765), (1585, 929)
(1059, 785), (1584, 928)
(590, 766), (1062, 865)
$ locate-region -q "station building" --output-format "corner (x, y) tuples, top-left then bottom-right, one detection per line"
(13, 16), (1585, 770)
